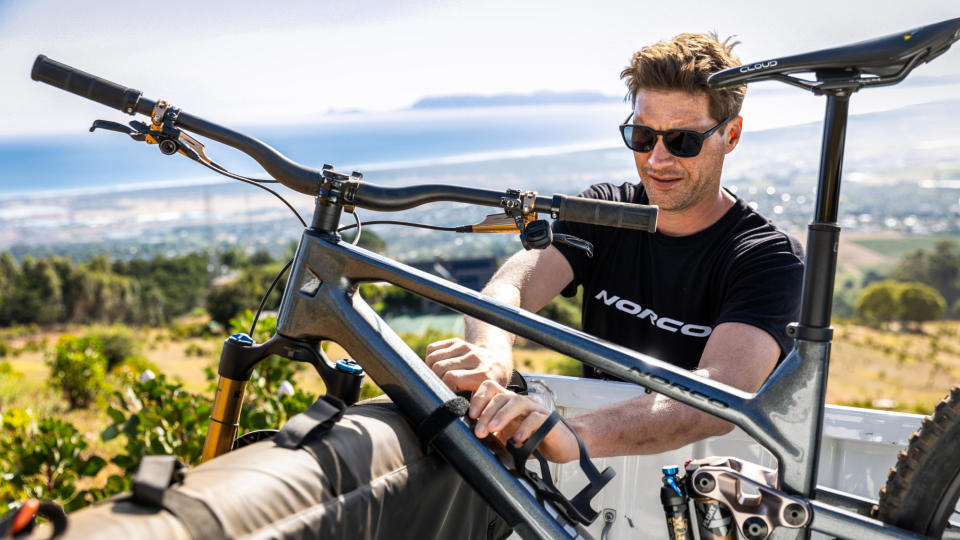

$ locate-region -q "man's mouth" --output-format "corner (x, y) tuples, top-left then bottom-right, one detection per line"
(647, 173), (682, 187)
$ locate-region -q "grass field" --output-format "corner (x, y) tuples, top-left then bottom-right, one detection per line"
(5, 320), (959, 420)
(848, 235), (960, 259)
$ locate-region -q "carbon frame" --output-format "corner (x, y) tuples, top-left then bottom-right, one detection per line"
(272, 225), (931, 540)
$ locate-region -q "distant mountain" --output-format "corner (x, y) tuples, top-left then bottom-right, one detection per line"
(410, 90), (620, 109)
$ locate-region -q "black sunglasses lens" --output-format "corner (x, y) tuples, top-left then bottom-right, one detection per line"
(623, 126), (656, 152)
(664, 131), (702, 157)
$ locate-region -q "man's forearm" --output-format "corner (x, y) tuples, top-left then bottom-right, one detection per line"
(569, 372), (735, 458)
(464, 280), (523, 353)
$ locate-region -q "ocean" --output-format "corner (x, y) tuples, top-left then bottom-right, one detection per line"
(1, 78), (956, 200)
(0, 103), (627, 198)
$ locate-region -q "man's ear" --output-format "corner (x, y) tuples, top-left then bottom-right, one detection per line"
(725, 117), (743, 153)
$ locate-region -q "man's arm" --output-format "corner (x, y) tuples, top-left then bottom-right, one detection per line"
(425, 245), (574, 391)
(469, 322), (780, 462)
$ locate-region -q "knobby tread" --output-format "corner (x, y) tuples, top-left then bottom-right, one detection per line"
(873, 387), (960, 537)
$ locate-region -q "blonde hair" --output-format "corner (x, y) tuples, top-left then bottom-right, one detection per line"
(621, 32), (746, 121)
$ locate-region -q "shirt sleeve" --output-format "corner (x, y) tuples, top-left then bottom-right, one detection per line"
(713, 231), (805, 359)
(551, 182), (634, 296)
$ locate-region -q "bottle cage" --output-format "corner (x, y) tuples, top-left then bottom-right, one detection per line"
(506, 411), (615, 526)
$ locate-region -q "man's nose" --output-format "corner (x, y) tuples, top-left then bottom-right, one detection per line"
(648, 137), (675, 166)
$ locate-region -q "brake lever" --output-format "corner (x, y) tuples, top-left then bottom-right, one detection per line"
(89, 119), (148, 141)
(553, 234), (593, 258)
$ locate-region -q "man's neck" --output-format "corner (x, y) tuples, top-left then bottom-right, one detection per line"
(654, 189), (736, 237)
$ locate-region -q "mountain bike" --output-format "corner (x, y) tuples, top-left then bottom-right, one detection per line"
(21, 15), (960, 540)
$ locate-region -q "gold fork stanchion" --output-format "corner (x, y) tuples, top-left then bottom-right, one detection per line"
(201, 376), (248, 462)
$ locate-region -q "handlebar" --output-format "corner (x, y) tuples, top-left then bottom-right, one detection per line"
(31, 55), (658, 233)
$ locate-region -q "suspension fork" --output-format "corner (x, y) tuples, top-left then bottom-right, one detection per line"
(201, 329), (365, 462)
(203, 375), (249, 461)
(202, 333), (257, 462)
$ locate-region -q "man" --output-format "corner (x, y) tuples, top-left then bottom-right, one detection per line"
(425, 33), (803, 462)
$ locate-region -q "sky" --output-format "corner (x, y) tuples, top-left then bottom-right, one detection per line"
(0, 0), (958, 138)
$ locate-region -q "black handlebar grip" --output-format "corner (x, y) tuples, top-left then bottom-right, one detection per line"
(555, 195), (658, 232)
(31, 55), (143, 115)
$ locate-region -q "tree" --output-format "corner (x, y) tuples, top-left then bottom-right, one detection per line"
(890, 240), (960, 311)
(0, 252), (19, 325)
(12, 256), (62, 324)
(897, 282), (945, 329)
(856, 281), (900, 324)
(926, 241), (960, 308)
(341, 229), (387, 254)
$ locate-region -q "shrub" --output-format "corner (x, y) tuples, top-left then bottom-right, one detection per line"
(898, 282), (946, 326)
(856, 281), (899, 324)
(537, 295), (582, 329)
(102, 373), (213, 474)
(86, 325), (140, 370)
(855, 280), (947, 329)
(0, 408), (107, 512)
(545, 355), (582, 377)
(110, 356), (161, 388)
(46, 335), (108, 410)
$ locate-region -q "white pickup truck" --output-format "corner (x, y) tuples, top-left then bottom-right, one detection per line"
(527, 374), (941, 540)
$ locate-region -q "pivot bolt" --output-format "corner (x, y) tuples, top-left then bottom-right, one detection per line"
(743, 517), (769, 540)
(694, 472), (715, 493)
(783, 503), (806, 526)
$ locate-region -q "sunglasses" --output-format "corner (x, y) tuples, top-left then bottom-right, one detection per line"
(619, 113), (731, 158)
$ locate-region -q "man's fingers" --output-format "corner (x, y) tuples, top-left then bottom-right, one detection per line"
(488, 396), (537, 435)
(442, 367), (493, 392)
(432, 355), (478, 376)
(469, 380), (504, 418)
(425, 337), (460, 354)
(424, 338), (459, 365)
(474, 392), (514, 438)
(512, 410), (551, 443)
(424, 339), (470, 366)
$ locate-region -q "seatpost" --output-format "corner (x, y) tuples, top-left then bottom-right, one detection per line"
(798, 93), (850, 331)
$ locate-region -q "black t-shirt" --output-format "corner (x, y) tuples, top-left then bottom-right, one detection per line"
(552, 182), (804, 375)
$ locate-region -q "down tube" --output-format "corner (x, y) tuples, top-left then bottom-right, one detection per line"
(276, 240), (574, 540)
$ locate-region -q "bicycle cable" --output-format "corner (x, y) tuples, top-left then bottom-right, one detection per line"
(193, 158), (307, 228)
(338, 220), (459, 233)
(350, 209), (361, 245)
(249, 257), (294, 338)
(176, 148), (306, 337)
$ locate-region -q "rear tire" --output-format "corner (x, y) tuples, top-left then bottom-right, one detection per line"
(874, 387), (960, 537)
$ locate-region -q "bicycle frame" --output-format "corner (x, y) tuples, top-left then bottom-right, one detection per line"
(200, 93), (932, 539)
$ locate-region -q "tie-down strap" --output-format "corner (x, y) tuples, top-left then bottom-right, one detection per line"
(272, 394), (346, 449)
(129, 455), (227, 540)
(415, 370), (529, 448)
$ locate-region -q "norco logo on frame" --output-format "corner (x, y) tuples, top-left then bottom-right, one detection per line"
(739, 60), (778, 73)
(594, 290), (712, 338)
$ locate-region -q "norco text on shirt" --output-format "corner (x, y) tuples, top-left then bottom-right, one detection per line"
(594, 290), (713, 338)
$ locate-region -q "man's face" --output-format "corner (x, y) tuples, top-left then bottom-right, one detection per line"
(630, 90), (737, 213)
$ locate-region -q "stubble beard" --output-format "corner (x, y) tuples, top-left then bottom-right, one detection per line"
(642, 170), (704, 213)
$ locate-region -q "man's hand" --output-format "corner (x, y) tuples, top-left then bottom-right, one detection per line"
(424, 338), (512, 392)
(468, 380), (579, 463)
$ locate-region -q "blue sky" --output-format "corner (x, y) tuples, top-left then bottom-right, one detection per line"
(1, 1), (958, 137)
